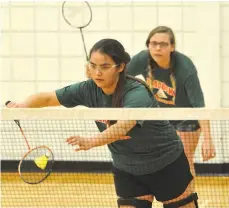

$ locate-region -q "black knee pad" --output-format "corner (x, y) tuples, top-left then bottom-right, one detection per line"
(117, 197), (152, 208)
(163, 192), (198, 208)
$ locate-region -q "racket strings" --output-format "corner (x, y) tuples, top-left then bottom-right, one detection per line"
(19, 147), (54, 184)
(62, 1), (92, 28)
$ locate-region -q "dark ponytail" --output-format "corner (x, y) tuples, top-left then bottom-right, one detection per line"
(112, 51), (130, 108)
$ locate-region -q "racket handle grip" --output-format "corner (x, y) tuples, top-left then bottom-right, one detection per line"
(5, 100), (20, 125)
(5, 100), (11, 106)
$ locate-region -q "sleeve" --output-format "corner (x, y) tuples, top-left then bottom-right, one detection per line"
(124, 84), (158, 127)
(184, 69), (205, 107)
(127, 50), (148, 77)
(55, 81), (89, 108)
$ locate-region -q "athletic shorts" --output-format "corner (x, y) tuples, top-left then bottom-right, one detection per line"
(171, 120), (200, 132)
(112, 151), (193, 202)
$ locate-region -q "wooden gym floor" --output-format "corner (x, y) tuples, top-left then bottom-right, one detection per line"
(1, 173), (229, 208)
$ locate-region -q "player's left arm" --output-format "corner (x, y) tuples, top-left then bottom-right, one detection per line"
(91, 120), (135, 146)
(66, 120), (135, 151)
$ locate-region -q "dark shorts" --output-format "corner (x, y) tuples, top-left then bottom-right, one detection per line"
(170, 120), (200, 132)
(112, 151), (193, 202)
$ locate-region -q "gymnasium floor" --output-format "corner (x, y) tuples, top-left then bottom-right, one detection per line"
(1, 173), (229, 208)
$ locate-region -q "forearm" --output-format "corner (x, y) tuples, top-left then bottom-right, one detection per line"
(92, 120), (136, 147)
(23, 92), (56, 108)
(199, 120), (211, 137)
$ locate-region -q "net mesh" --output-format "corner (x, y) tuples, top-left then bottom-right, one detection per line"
(1, 108), (229, 208)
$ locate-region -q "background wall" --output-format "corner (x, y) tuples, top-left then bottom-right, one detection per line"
(0, 1), (228, 164)
(221, 2), (229, 107)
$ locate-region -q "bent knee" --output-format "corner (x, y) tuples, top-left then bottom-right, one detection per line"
(162, 181), (193, 204)
(136, 194), (154, 202)
(163, 192), (199, 208)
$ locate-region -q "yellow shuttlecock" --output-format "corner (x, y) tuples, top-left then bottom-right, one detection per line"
(34, 155), (48, 170)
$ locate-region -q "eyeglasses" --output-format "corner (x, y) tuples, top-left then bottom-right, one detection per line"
(149, 41), (169, 49)
(88, 62), (118, 72)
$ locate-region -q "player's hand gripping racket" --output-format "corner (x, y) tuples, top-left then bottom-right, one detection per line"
(62, 1), (92, 61)
(5, 101), (54, 185)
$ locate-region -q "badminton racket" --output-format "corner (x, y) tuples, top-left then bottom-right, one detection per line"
(5, 101), (54, 185)
(62, 1), (92, 61)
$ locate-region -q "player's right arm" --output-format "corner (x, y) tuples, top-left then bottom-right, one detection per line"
(6, 92), (60, 108)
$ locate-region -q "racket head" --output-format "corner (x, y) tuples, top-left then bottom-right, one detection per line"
(18, 145), (54, 185)
(62, 1), (92, 29)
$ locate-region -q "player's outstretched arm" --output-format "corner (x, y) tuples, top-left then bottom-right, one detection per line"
(93, 120), (135, 146)
(6, 92), (61, 108)
(66, 120), (135, 151)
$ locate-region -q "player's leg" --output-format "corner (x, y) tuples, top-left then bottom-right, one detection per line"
(176, 129), (201, 178)
(160, 153), (198, 208)
(112, 166), (153, 208)
(177, 129), (201, 196)
(162, 182), (198, 208)
(147, 151), (198, 207)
